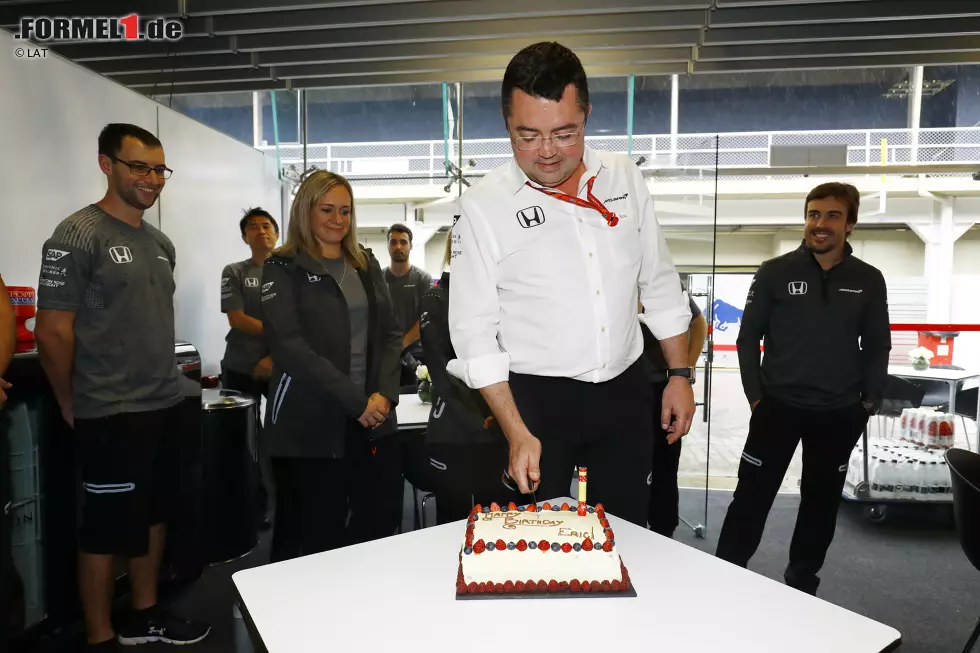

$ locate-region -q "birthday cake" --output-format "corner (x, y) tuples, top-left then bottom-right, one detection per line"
(455, 500), (631, 596)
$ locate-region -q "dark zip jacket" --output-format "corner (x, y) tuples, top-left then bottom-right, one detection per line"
(737, 241), (891, 411)
(260, 246), (402, 458)
(420, 272), (501, 445)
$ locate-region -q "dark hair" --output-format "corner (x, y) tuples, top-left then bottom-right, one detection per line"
(387, 223), (413, 243)
(239, 207), (279, 236)
(98, 123), (162, 159)
(501, 42), (590, 122)
(805, 182), (861, 224)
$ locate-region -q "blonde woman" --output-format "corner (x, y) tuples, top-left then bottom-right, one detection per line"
(260, 171), (403, 563)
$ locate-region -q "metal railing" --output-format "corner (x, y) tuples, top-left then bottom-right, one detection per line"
(257, 127), (980, 186)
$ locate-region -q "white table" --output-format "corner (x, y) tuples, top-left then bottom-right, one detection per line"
(232, 499), (901, 653)
(395, 393), (430, 431)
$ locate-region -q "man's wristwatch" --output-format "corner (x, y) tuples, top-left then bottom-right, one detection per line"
(667, 367), (696, 384)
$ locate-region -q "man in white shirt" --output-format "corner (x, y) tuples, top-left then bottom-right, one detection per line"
(447, 42), (694, 526)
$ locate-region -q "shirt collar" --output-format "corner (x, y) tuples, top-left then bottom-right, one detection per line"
(504, 145), (604, 195)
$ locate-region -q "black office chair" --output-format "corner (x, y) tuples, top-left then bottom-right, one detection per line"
(399, 429), (438, 530)
(946, 448), (980, 653)
(952, 386), (979, 451)
(876, 375), (926, 439)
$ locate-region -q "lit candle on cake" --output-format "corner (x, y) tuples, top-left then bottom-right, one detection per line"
(577, 466), (588, 515)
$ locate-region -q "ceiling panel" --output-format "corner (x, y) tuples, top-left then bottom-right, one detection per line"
(0, 0), (978, 94)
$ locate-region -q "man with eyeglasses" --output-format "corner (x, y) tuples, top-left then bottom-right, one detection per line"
(447, 42), (694, 527)
(35, 123), (209, 651)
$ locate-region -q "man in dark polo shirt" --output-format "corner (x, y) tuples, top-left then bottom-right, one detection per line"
(34, 123), (209, 651)
(641, 288), (707, 537)
(220, 207), (277, 394)
(383, 223), (433, 387)
(220, 207), (278, 530)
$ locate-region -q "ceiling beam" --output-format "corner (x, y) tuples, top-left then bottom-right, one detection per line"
(89, 52), (254, 74)
(0, 1), (180, 26)
(188, 0), (710, 13)
(92, 34), (695, 75)
(210, 2), (706, 35)
(703, 16), (980, 44)
(52, 35), (234, 60)
(51, 12), (701, 61)
(699, 35), (980, 61)
(714, 0), (871, 5)
(120, 49), (690, 86)
(185, 0), (446, 16)
(141, 62), (688, 95)
(695, 50), (980, 73)
(711, 0), (980, 27)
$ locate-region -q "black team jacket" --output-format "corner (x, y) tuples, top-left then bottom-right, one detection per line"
(737, 241), (891, 412)
(420, 271), (501, 445)
(260, 246), (402, 458)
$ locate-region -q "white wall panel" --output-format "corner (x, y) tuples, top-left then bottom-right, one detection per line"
(0, 28), (158, 287)
(157, 108), (281, 376)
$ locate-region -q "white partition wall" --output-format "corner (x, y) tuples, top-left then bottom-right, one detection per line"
(0, 28), (159, 285)
(157, 108), (282, 375)
(0, 27), (281, 376)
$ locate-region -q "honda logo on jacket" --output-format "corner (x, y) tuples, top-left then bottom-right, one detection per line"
(516, 206), (545, 228)
(788, 281), (808, 296)
(109, 246), (133, 264)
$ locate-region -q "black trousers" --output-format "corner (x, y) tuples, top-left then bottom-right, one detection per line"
(715, 397), (867, 595)
(509, 358), (655, 527)
(648, 381), (682, 537)
(221, 366), (270, 522)
(431, 442), (512, 525)
(269, 426), (403, 563)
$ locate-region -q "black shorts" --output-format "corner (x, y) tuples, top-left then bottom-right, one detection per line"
(75, 403), (182, 557)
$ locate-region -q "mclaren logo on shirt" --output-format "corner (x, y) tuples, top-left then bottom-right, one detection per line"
(109, 246), (133, 264)
(788, 281), (808, 296)
(244, 277), (259, 288)
(516, 206), (545, 228)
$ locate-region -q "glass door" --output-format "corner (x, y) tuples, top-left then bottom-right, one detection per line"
(649, 135), (720, 539)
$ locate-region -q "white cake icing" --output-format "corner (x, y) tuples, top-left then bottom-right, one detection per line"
(460, 509), (625, 587)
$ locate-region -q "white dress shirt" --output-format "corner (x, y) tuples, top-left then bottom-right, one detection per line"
(446, 146), (691, 389)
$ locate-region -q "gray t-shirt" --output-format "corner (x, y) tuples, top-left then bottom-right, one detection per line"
(220, 259), (268, 375)
(37, 204), (181, 419)
(383, 265), (432, 337)
(322, 257), (368, 391)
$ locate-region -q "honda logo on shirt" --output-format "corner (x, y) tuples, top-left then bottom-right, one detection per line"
(516, 206), (545, 228)
(109, 246), (133, 264)
(244, 277), (259, 288)
(788, 281), (808, 296)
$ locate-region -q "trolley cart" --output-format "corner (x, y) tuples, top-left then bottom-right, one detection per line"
(841, 374), (954, 524)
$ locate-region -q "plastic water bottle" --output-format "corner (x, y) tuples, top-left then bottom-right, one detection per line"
(940, 414), (955, 450)
(926, 461), (941, 500)
(901, 459), (918, 500)
(869, 455), (882, 497)
(939, 461), (952, 499)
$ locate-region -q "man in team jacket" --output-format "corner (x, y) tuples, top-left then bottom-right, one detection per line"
(716, 182), (891, 596)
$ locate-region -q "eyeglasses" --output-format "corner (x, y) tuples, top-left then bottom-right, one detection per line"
(111, 156), (173, 179)
(511, 127), (583, 152)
